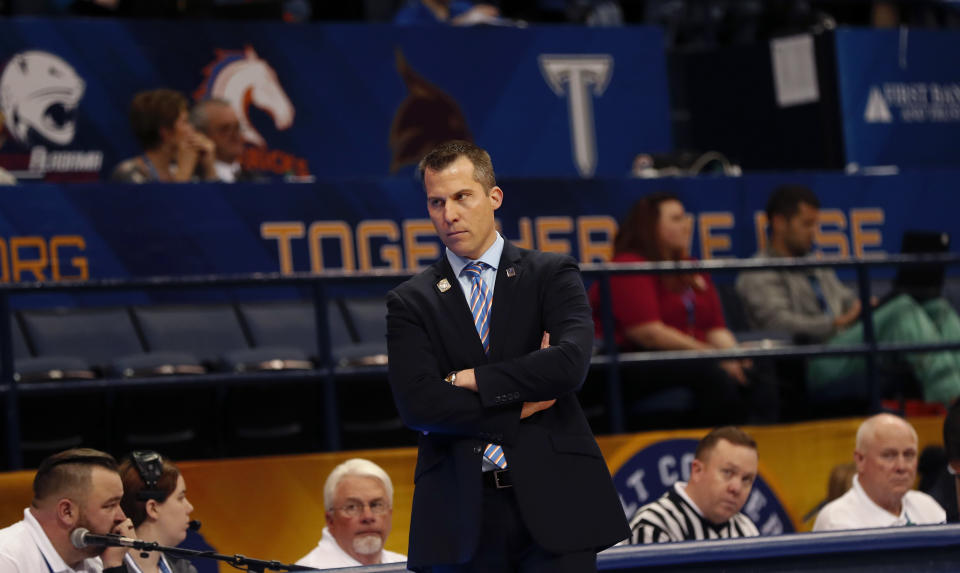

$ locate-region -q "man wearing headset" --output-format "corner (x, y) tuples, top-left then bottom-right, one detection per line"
(0, 448), (133, 572)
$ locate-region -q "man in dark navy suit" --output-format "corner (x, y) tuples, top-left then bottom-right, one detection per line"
(387, 140), (628, 572)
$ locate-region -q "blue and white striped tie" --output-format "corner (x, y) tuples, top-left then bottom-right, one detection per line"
(463, 262), (492, 355)
(462, 261), (507, 469)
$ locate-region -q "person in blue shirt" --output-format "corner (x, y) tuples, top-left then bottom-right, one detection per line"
(394, 0), (500, 26)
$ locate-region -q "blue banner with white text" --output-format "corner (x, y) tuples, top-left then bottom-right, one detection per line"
(836, 27), (960, 168)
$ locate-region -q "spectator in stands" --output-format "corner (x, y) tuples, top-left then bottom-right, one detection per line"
(814, 413), (945, 530)
(394, 0), (501, 25)
(948, 401), (960, 519)
(735, 184), (960, 405)
(804, 462), (856, 523)
(0, 448), (132, 572)
(589, 192), (776, 424)
(628, 426), (760, 543)
(295, 458), (405, 569)
(111, 89), (218, 183)
(924, 401), (960, 522)
(190, 98), (260, 183)
(118, 451), (197, 573)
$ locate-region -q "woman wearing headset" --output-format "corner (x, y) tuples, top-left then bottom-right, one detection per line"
(118, 451), (198, 573)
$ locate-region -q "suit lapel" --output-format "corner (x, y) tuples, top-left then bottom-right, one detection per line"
(432, 257), (488, 362)
(489, 242), (523, 362)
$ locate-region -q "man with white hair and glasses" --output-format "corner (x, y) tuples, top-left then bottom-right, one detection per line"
(296, 458), (406, 568)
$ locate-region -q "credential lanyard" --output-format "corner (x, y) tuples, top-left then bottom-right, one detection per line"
(141, 155), (161, 181)
(39, 549), (56, 573)
(681, 287), (696, 328)
(125, 552), (173, 573)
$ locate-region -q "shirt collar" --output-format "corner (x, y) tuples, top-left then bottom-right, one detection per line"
(124, 552), (173, 573)
(319, 526), (380, 565)
(673, 482), (707, 519)
(319, 526), (356, 562)
(24, 508), (81, 573)
(445, 233), (504, 277)
(851, 474), (907, 522)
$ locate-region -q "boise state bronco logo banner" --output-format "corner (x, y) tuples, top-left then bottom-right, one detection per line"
(0, 19), (671, 180)
(612, 438), (794, 536)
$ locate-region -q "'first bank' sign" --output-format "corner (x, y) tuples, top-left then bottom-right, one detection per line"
(836, 27), (960, 168)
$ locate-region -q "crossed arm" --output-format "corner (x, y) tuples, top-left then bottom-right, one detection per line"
(386, 257), (593, 442)
(450, 332), (557, 418)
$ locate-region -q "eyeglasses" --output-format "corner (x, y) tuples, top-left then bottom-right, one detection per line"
(213, 122), (241, 136)
(333, 499), (390, 518)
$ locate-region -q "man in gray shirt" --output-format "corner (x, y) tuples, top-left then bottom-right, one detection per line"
(735, 184), (960, 405)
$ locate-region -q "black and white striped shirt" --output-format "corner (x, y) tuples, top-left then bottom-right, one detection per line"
(628, 482), (759, 544)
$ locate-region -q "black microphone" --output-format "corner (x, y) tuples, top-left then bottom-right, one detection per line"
(70, 528), (152, 550)
(188, 520), (201, 531)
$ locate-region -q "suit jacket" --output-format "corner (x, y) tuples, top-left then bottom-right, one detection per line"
(387, 242), (629, 570)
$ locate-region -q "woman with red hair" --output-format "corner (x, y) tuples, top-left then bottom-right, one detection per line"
(590, 192), (775, 424)
(118, 451), (197, 573)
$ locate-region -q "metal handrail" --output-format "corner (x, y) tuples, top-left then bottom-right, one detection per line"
(2, 253), (958, 469)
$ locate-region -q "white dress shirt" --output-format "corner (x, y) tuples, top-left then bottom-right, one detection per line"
(213, 160), (241, 183)
(445, 232), (504, 305)
(0, 508), (105, 572)
(813, 474), (946, 531)
(295, 527), (406, 569)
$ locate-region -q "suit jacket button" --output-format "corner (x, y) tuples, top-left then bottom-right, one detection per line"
(473, 446), (482, 454)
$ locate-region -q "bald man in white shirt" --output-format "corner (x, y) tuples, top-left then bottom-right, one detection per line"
(814, 414), (946, 531)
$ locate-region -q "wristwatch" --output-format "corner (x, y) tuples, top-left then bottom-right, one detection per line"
(444, 371), (457, 385)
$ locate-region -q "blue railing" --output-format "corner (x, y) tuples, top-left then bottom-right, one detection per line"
(2, 253), (959, 469)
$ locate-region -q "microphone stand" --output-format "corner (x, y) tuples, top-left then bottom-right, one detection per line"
(124, 539), (313, 572)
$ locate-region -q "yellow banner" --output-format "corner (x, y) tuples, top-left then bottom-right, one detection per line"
(0, 416), (946, 570)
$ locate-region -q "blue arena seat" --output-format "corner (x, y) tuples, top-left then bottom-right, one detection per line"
(132, 304), (248, 367)
(12, 311), (99, 383)
(133, 303), (310, 372)
(333, 296), (408, 449)
(341, 296), (387, 345)
(17, 306), (204, 378)
(237, 298), (384, 368)
(20, 307), (146, 368)
(21, 306), (206, 378)
(5, 313), (105, 467)
(339, 296), (388, 367)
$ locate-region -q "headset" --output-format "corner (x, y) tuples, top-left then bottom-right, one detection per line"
(131, 450), (168, 502)
(130, 450), (201, 531)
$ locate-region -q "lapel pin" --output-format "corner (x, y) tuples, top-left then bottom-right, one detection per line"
(505, 267), (516, 278)
(437, 278), (452, 292)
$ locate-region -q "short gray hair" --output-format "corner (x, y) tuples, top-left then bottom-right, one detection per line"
(323, 458), (394, 511)
(190, 97), (232, 133)
(855, 413), (917, 452)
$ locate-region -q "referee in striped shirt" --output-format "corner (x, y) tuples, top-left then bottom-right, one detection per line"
(628, 427), (760, 543)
